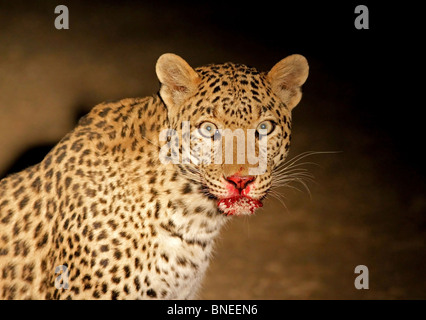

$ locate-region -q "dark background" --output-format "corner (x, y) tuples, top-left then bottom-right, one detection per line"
(0, 0), (424, 299)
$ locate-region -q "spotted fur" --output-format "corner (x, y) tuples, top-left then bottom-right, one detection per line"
(0, 53), (308, 299)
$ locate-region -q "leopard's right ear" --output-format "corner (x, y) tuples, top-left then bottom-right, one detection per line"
(156, 53), (200, 113)
(267, 54), (309, 111)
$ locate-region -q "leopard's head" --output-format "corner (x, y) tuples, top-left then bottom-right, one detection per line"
(156, 53), (309, 215)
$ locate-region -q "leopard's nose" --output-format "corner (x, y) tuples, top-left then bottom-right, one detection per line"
(225, 175), (255, 191)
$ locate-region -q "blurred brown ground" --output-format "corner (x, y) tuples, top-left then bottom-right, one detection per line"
(0, 1), (424, 299)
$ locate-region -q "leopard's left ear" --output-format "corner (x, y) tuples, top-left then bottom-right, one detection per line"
(156, 53), (200, 114)
(267, 54), (309, 111)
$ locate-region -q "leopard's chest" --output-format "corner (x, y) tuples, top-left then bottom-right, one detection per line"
(148, 231), (214, 298)
(120, 213), (223, 299)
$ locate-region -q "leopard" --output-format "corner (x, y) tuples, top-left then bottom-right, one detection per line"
(0, 53), (309, 299)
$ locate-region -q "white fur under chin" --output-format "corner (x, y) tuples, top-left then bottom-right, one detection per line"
(218, 197), (259, 216)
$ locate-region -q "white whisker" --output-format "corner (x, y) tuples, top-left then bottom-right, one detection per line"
(269, 150), (339, 201)
(267, 189), (289, 212)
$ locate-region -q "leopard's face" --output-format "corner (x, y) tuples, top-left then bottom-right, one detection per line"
(157, 54), (308, 215)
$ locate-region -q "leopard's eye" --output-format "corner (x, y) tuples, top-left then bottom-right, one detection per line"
(198, 121), (218, 138)
(256, 120), (275, 136)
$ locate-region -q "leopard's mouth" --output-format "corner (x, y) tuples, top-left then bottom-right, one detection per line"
(217, 196), (263, 216)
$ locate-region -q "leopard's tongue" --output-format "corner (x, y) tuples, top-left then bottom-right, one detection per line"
(217, 196), (263, 216)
